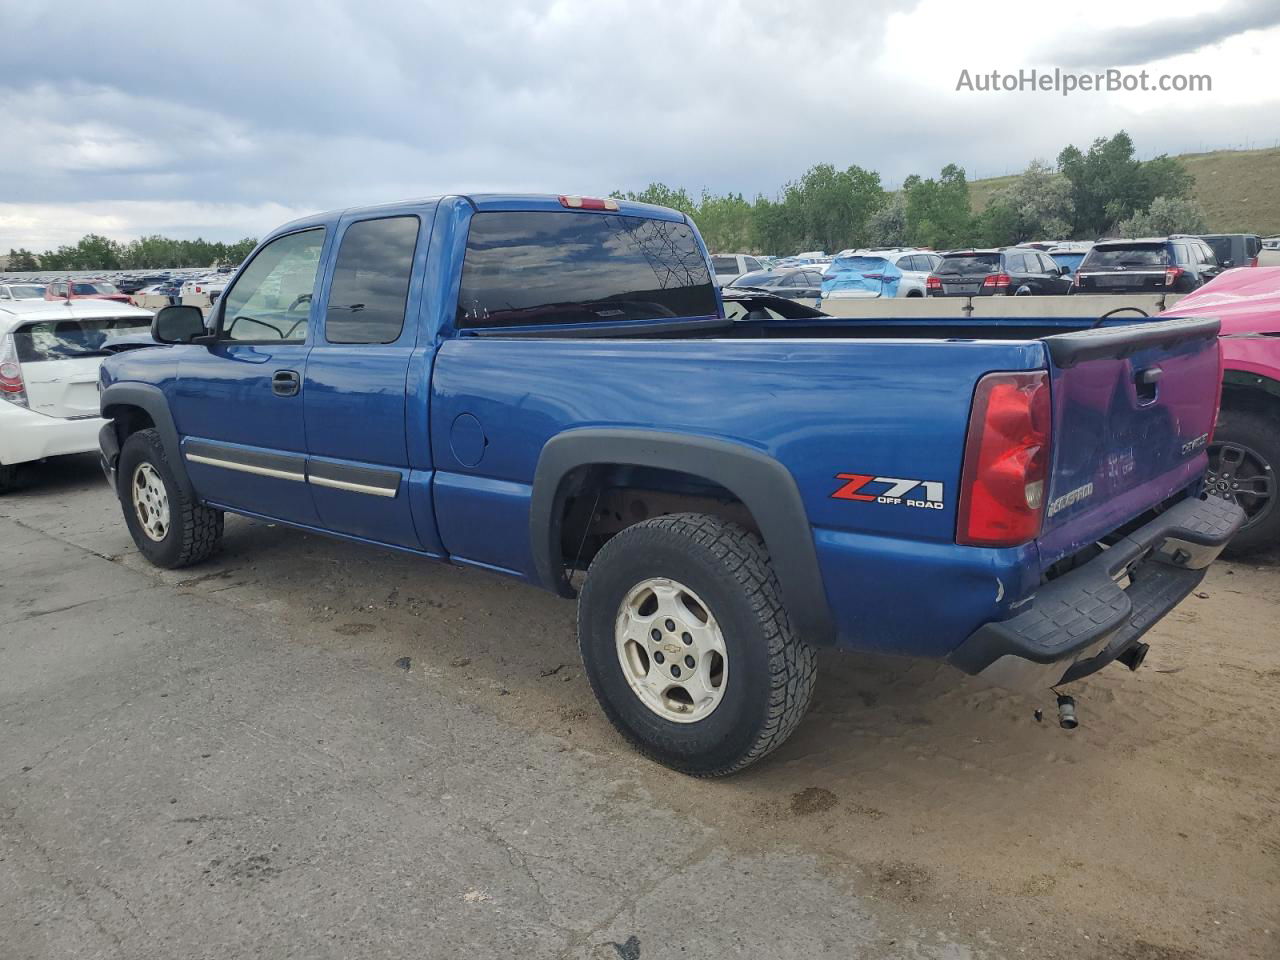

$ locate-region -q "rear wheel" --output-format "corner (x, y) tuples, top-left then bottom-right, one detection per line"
(117, 428), (223, 568)
(1207, 407), (1279, 554)
(578, 513), (816, 777)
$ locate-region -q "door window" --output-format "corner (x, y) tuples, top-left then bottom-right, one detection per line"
(325, 216), (419, 344)
(220, 229), (326, 343)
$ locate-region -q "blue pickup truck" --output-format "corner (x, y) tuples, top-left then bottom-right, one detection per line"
(98, 194), (1244, 775)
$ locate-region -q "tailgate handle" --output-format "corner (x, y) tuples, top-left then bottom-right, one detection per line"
(1135, 365), (1162, 403)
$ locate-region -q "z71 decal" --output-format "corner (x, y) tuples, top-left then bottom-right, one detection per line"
(831, 473), (945, 510)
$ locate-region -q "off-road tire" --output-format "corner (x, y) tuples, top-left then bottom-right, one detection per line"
(1211, 406), (1280, 555)
(117, 428), (223, 568)
(578, 513), (817, 777)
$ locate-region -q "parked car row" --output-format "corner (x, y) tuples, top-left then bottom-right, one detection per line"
(0, 266), (240, 311)
(717, 233), (1266, 303)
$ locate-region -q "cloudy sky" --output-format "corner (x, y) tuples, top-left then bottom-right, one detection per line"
(2, 0), (1278, 249)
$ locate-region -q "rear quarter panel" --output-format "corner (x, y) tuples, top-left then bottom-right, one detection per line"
(430, 336), (1048, 656)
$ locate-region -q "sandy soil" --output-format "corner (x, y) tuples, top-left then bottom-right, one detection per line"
(8, 454), (1279, 959)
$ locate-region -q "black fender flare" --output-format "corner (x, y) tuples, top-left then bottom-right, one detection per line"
(1222, 368), (1280, 403)
(529, 428), (836, 646)
(99, 382), (193, 497)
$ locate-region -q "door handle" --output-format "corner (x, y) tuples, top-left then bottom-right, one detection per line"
(272, 369), (300, 397)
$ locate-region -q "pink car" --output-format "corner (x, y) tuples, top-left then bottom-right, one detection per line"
(1162, 267), (1280, 553)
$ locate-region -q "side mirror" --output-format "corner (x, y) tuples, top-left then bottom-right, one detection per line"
(152, 305), (210, 345)
(1058, 265), (1070, 276)
(1220, 259), (1233, 268)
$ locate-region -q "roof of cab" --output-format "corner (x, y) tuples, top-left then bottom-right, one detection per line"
(266, 193), (689, 239)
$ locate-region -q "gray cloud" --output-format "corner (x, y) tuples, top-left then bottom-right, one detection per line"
(0, 0), (1277, 247)
(1044, 0), (1280, 68)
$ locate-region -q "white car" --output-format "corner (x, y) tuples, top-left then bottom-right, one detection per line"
(0, 282), (47, 301)
(822, 248), (942, 299)
(181, 275), (228, 309)
(0, 299), (154, 493)
(709, 253), (766, 287)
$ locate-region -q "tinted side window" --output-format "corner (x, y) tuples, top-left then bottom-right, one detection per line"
(220, 228), (326, 343)
(1173, 244), (1189, 265)
(745, 257), (763, 272)
(1005, 254), (1026, 273)
(711, 256), (739, 275)
(458, 211), (717, 328)
(1247, 236), (1262, 258)
(325, 216), (419, 344)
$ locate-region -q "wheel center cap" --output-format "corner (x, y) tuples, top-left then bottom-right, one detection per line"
(661, 641), (681, 656)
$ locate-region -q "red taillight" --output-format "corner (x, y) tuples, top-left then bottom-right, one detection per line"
(982, 273), (1011, 289)
(559, 195), (620, 211)
(0, 333), (28, 407)
(1248, 257), (1259, 268)
(957, 371), (1052, 547)
(1163, 266), (1183, 287)
(926, 275), (941, 290)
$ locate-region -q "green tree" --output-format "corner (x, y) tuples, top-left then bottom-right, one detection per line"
(904, 164), (973, 248)
(749, 195), (799, 255)
(6, 248), (40, 271)
(691, 191), (753, 252)
(1115, 195), (1209, 237)
(614, 183), (697, 217)
(784, 163), (886, 252)
(865, 193), (909, 247)
(978, 159), (1074, 245)
(1058, 131), (1194, 236)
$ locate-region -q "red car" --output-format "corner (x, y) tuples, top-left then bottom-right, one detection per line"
(1162, 267), (1280, 553)
(43, 279), (132, 304)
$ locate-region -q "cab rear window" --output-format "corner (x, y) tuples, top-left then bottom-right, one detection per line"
(457, 211), (718, 328)
(12, 316), (151, 362)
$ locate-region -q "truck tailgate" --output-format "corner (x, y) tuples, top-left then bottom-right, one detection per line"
(1036, 317), (1222, 563)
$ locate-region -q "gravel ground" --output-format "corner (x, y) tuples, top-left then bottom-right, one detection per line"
(2, 453), (1277, 960)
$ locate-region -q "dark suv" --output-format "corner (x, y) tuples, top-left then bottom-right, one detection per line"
(926, 248), (1072, 297)
(1074, 236), (1221, 294)
(1200, 234), (1262, 270)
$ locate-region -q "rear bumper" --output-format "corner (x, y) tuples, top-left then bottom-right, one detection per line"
(946, 495), (1245, 692)
(0, 401), (104, 466)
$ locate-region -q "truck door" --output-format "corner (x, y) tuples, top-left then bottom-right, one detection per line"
(173, 227), (326, 526)
(304, 209), (437, 551)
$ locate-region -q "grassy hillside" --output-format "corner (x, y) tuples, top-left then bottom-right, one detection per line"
(968, 147), (1280, 236)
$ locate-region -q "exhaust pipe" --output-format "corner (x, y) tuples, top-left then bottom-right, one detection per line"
(1056, 694), (1079, 730)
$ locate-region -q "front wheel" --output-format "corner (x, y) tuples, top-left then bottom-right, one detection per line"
(577, 513), (816, 777)
(117, 428), (224, 568)
(1207, 407), (1279, 554)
